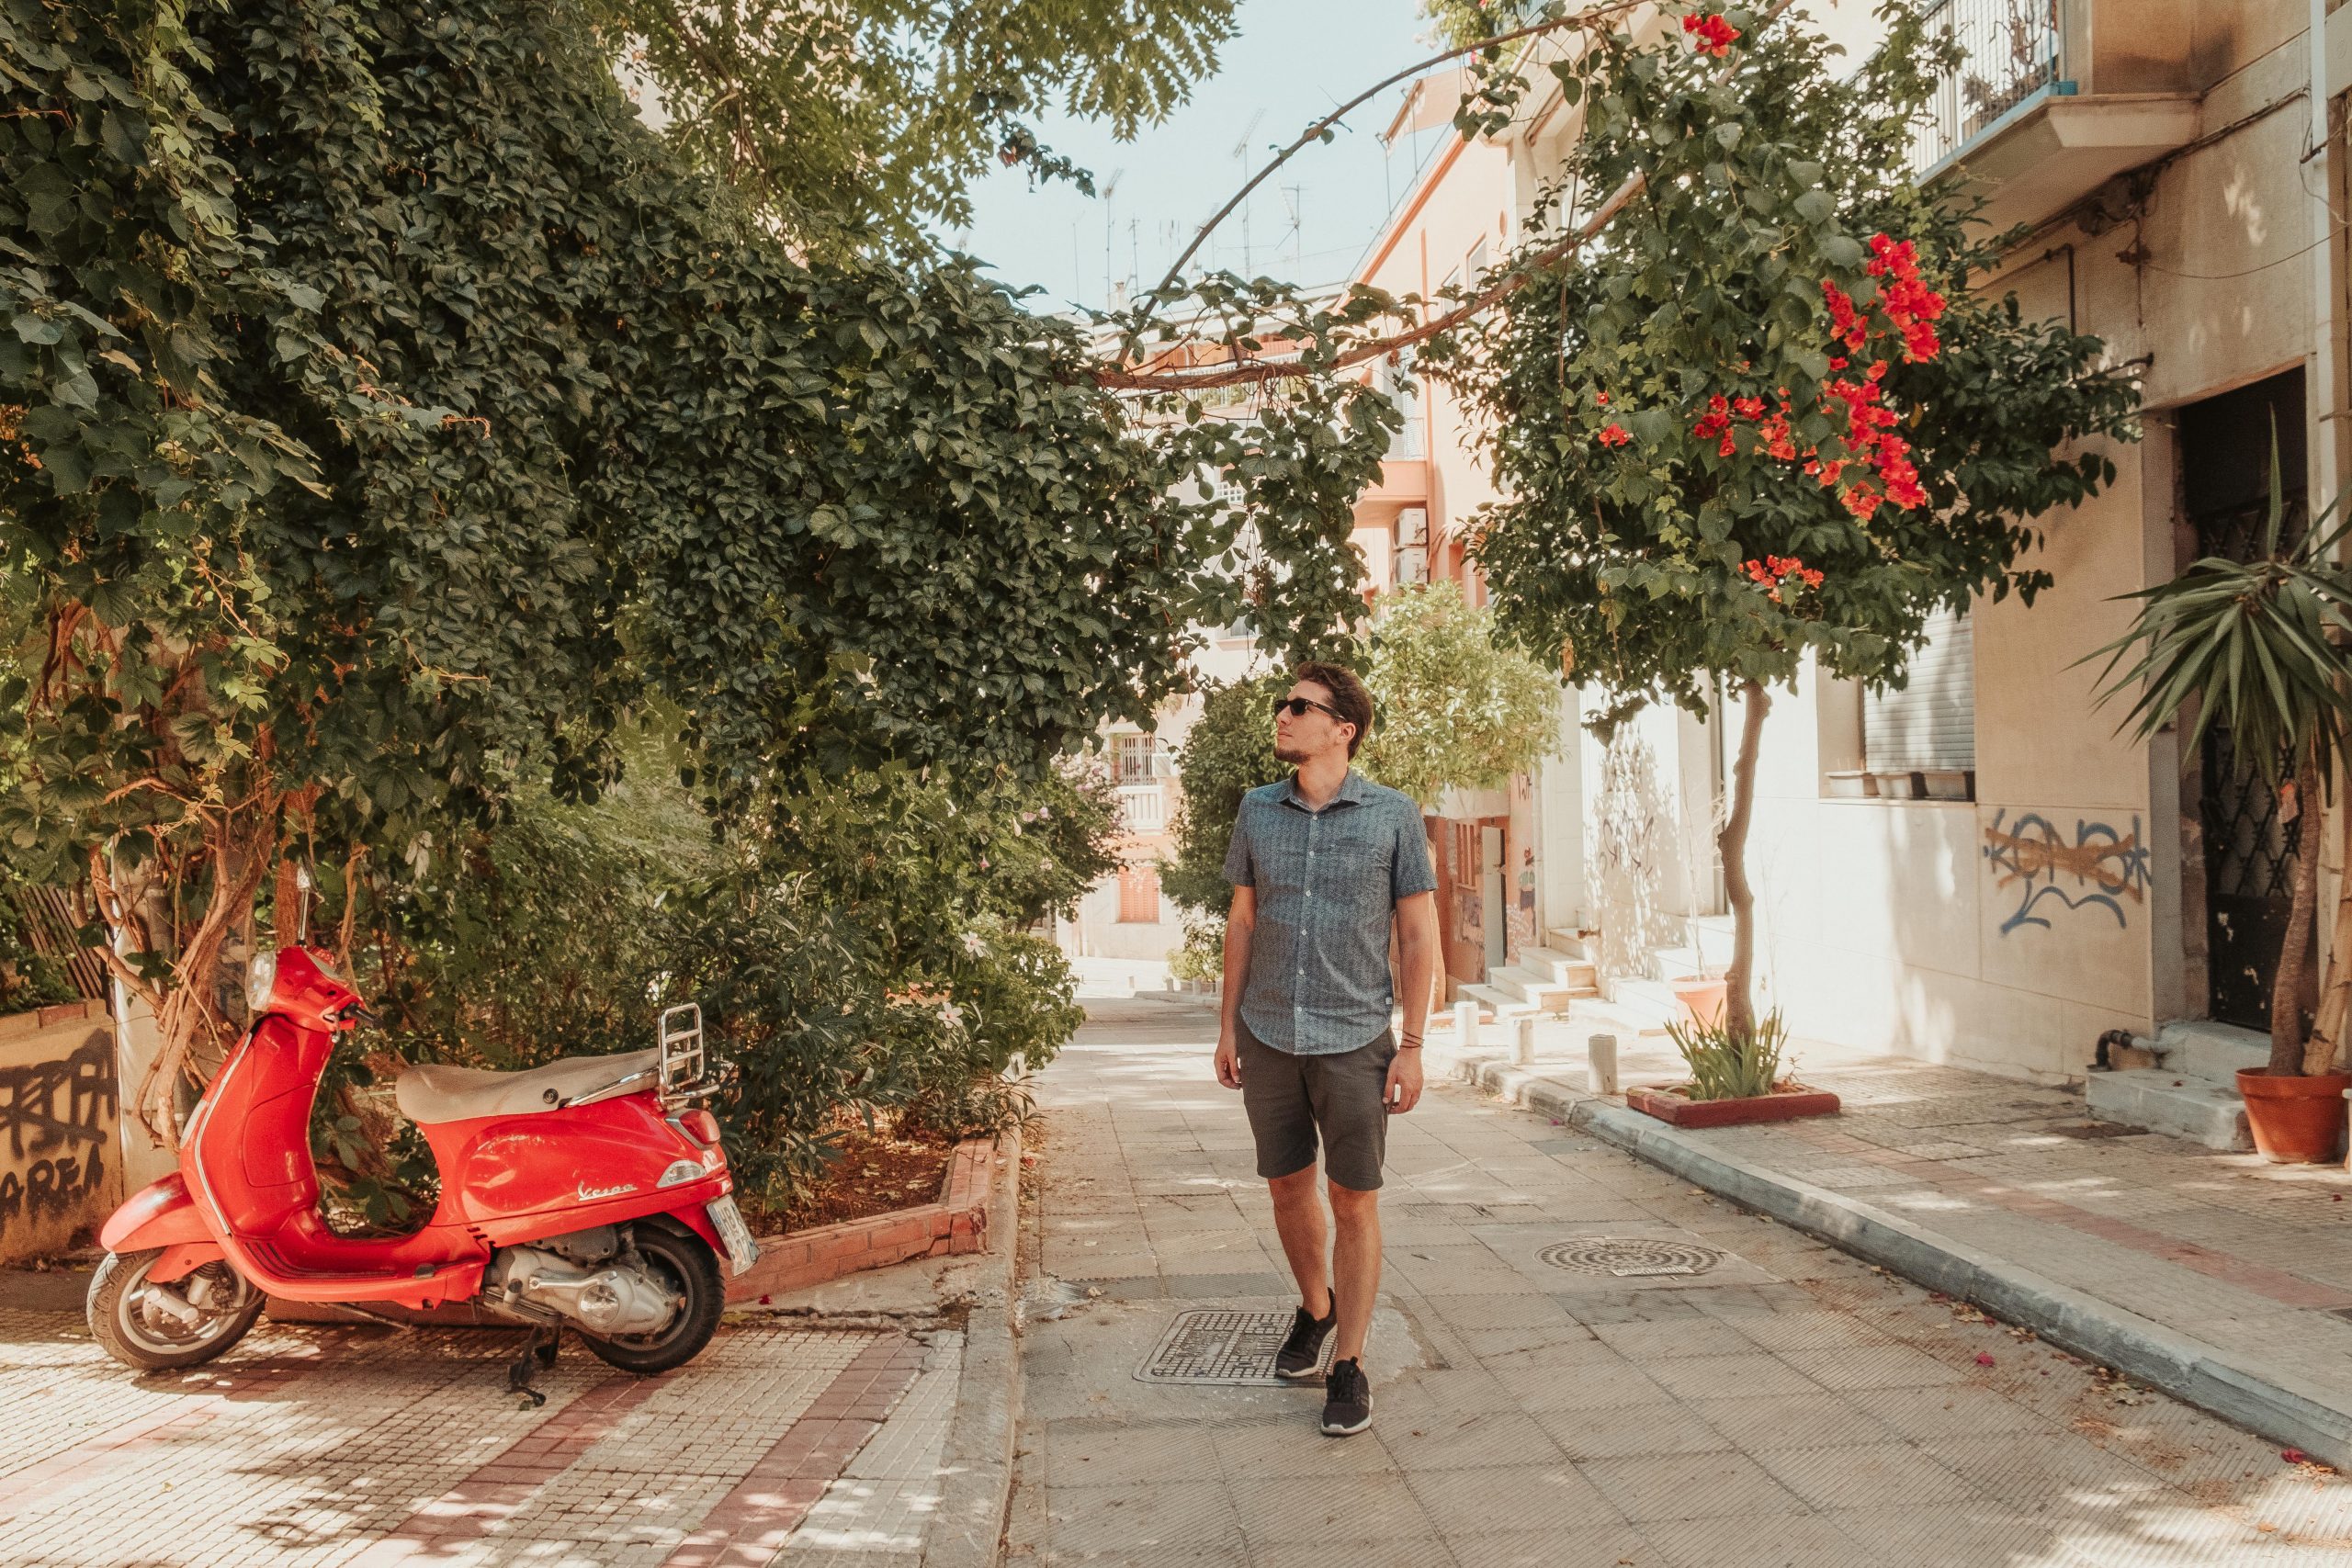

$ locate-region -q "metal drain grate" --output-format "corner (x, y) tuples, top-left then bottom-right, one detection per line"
(1135, 1308), (1341, 1385)
(1538, 1238), (1725, 1278)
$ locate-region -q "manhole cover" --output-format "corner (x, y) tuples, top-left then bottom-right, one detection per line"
(1135, 1308), (1344, 1385)
(1537, 1238), (1725, 1278)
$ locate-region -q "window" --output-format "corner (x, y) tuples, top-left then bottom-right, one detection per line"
(1375, 356), (1425, 461)
(1862, 609), (1976, 798)
(1113, 734), (1169, 784)
(1119, 786), (1166, 832)
(1117, 864), (1161, 924)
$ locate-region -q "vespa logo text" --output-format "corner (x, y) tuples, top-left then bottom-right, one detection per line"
(578, 1180), (639, 1202)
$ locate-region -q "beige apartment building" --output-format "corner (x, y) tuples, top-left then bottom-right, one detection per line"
(1351, 0), (2352, 1140)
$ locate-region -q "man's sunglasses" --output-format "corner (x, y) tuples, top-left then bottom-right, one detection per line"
(1272, 695), (1347, 722)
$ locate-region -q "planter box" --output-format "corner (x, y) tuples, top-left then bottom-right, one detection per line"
(1627, 1083), (1841, 1129)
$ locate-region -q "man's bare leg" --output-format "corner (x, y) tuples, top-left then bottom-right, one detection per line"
(1327, 1179), (1381, 1359)
(1267, 1165), (1333, 1317)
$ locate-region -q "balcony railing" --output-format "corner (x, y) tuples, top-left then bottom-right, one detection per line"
(1909, 0), (2065, 175)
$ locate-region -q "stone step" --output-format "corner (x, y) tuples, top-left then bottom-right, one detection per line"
(2150, 1019), (2273, 1085)
(1459, 982), (1540, 1021)
(1600, 976), (1679, 1035)
(1545, 928), (1596, 962)
(1487, 968), (1599, 1012)
(2085, 1067), (2253, 1151)
(1514, 944), (1599, 989)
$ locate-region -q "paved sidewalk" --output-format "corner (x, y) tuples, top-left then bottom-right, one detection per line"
(1431, 1008), (2352, 1465)
(0, 1296), (927, 1567)
(0, 1141), (1024, 1568)
(1007, 997), (2352, 1567)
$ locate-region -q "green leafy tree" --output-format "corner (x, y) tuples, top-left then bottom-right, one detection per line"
(1360, 581), (1558, 806)
(1, 0), (1391, 1142)
(1444, 4), (2141, 1037)
(1161, 674), (1288, 923)
(586, 0), (1242, 251)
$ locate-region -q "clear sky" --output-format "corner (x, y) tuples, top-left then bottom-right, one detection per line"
(944, 0), (1446, 314)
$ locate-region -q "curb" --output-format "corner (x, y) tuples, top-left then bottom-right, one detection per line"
(730, 1133), (999, 1303)
(1442, 1049), (2352, 1471)
(922, 1127), (1023, 1568)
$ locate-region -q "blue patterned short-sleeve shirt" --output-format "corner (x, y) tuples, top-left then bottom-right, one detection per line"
(1223, 770), (1438, 1055)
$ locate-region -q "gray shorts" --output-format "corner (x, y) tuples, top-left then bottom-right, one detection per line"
(1237, 1023), (1397, 1191)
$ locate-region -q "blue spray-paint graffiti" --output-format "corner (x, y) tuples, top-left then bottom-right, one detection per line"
(1982, 811), (2153, 936)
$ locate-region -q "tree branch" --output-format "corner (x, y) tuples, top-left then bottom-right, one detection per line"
(1153, 1), (1647, 296)
(1104, 0), (1800, 394)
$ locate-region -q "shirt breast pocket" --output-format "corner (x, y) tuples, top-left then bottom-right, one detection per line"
(1322, 829), (1391, 889)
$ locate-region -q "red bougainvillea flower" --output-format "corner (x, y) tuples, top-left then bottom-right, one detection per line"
(1597, 423), (1632, 447)
(1595, 389), (1611, 405)
(1693, 233), (1947, 519)
(1682, 10), (1741, 57)
(1741, 557), (1824, 603)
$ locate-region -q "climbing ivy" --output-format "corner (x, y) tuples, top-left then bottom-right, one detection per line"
(0, 0), (1391, 1135)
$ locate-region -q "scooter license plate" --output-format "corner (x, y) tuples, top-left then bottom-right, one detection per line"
(707, 1195), (760, 1277)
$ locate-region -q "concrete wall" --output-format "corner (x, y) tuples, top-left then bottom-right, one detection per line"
(0, 999), (121, 1265)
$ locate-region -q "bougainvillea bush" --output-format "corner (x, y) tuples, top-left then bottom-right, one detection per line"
(1441, 4), (2141, 1032)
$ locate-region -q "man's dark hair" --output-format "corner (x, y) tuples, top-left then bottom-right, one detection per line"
(1293, 661), (1374, 759)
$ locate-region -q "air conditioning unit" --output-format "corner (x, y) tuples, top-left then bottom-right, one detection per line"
(1395, 546), (1427, 584)
(1397, 507), (1428, 546)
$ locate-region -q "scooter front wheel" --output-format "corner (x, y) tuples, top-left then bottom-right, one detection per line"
(579, 1219), (724, 1375)
(87, 1249), (264, 1371)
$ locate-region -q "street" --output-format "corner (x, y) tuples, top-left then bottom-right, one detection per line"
(1005, 998), (2352, 1567)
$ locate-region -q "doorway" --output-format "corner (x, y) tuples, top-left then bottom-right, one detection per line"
(2177, 370), (2313, 1032)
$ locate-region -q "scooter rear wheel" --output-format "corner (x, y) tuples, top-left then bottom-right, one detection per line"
(88, 1249), (264, 1371)
(579, 1219), (723, 1374)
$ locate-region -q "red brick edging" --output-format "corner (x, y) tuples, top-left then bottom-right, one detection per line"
(726, 1132), (1002, 1303)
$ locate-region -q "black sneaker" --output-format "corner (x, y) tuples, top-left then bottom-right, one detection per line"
(1273, 1298), (1337, 1380)
(1320, 1357), (1373, 1437)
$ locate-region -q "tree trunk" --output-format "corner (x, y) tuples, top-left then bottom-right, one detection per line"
(2305, 793), (2352, 1076)
(2269, 752), (2323, 1077)
(1716, 680), (1770, 1040)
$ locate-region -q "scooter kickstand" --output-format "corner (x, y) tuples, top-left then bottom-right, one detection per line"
(507, 1326), (558, 1407)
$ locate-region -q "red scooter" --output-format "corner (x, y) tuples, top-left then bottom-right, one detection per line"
(87, 945), (758, 1389)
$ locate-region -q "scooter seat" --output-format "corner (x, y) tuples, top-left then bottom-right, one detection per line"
(395, 1048), (662, 1124)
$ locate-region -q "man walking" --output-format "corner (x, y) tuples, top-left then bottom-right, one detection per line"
(1215, 662), (1441, 1436)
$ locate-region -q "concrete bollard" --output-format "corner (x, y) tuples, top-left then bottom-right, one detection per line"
(1514, 1015), (1538, 1066)
(1587, 1032), (1620, 1096)
(1454, 999), (1479, 1049)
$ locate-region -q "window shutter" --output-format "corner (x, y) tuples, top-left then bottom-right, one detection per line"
(1864, 610), (1975, 773)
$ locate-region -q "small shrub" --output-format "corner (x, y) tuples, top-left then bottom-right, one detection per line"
(1666, 1010), (1792, 1101)
(1167, 917), (1224, 983)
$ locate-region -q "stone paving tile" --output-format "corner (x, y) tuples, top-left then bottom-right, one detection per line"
(1576, 1450), (1811, 1525)
(1399, 1461), (1623, 1537)
(1009, 1012), (2352, 1568)
(1640, 1512), (1878, 1568)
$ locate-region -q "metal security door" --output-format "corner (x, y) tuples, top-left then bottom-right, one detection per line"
(2178, 371), (2309, 1031)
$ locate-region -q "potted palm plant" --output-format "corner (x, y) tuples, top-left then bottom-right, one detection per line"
(2088, 440), (2352, 1162)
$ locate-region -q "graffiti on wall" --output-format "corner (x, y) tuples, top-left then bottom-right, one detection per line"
(1981, 811), (2153, 936)
(0, 1028), (117, 1242)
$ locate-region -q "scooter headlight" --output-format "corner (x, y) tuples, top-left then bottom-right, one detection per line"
(245, 951), (278, 1014)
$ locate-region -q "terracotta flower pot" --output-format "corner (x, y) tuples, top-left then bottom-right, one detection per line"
(2235, 1068), (2352, 1165)
(1670, 976), (1726, 1031)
